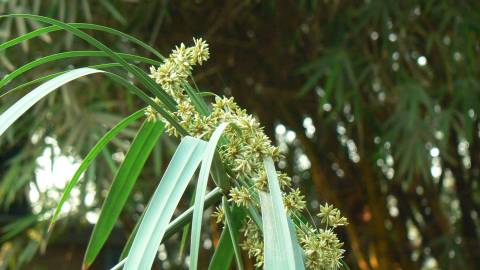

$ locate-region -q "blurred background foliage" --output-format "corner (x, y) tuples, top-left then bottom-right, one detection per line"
(0, 0), (479, 269)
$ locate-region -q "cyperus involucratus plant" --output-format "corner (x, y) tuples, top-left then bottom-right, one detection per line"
(146, 38), (348, 269)
(0, 14), (348, 270)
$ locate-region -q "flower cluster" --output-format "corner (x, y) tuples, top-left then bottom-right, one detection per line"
(147, 38), (347, 269)
(318, 203), (349, 228)
(149, 38), (209, 99)
(298, 225), (345, 269)
(240, 218), (264, 268)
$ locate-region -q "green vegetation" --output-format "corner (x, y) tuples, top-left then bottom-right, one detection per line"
(1, 1), (479, 270)
(0, 13), (347, 270)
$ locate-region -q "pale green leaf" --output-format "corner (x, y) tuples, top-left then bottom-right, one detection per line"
(123, 136), (208, 270)
(0, 67), (103, 137)
(260, 157), (305, 270)
(189, 123), (228, 270)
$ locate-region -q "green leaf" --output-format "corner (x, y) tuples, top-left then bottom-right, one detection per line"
(288, 218), (306, 268)
(0, 63), (122, 99)
(82, 119), (165, 269)
(184, 82), (210, 116)
(189, 123), (229, 270)
(119, 212), (143, 261)
(222, 198), (245, 270)
(101, 71), (188, 135)
(208, 204), (245, 270)
(0, 51), (161, 89)
(260, 157), (305, 270)
(163, 187), (222, 240)
(0, 14), (176, 110)
(0, 67), (103, 137)
(177, 194), (195, 261)
(119, 188), (222, 263)
(123, 136), (208, 270)
(49, 109), (144, 228)
(0, 23), (164, 60)
(208, 225), (234, 270)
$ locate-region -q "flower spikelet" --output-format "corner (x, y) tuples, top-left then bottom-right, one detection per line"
(147, 38), (347, 270)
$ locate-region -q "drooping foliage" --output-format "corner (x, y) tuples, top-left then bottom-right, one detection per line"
(0, 1), (479, 270)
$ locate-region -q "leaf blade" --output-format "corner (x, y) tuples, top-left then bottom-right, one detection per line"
(83, 119), (165, 269)
(49, 108), (145, 228)
(123, 136), (208, 270)
(0, 51), (161, 90)
(222, 198), (245, 270)
(0, 23), (164, 60)
(0, 67), (103, 137)
(119, 188), (222, 264)
(260, 157), (305, 270)
(208, 225), (234, 270)
(0, 14), (176, 110)
(189, 123), (229, 270)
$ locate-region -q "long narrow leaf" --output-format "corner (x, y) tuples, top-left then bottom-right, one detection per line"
(0, 51), (161, 89)
(178, 194), (196, 261)
(0, 23), (164, 60)
(119, 187), (222, 264)
(260, 157), (305, 270)
(0, 14), (176, 110)
(0, 213), (41, 242)
(208, 225), (235, 270)
(101, 71), (187, 135)
(189, 123), (229, 269)
(184, 82), (210, 116)
(1, 63), (122, 99)
(83, 119), (165, 269)
(119, 212), (144, 262)
(208, 203), (245, 270)
(0, 67), (103, 137)
(124, 136), (208, 270)
(222, 198), (245, 270)
(288, 218), (306, 268)
(49, 109), (145, 228)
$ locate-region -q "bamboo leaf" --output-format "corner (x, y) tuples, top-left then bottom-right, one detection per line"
(0, 67), (103, 137)
(189, 123), (228, 270)
(49, 109), (145, 228)
(83, 119), (165, 269)
(260, 157), (305, 270)
(123, 136), (208, 270)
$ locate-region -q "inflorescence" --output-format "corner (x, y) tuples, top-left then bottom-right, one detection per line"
(146, 38), (348, 270)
